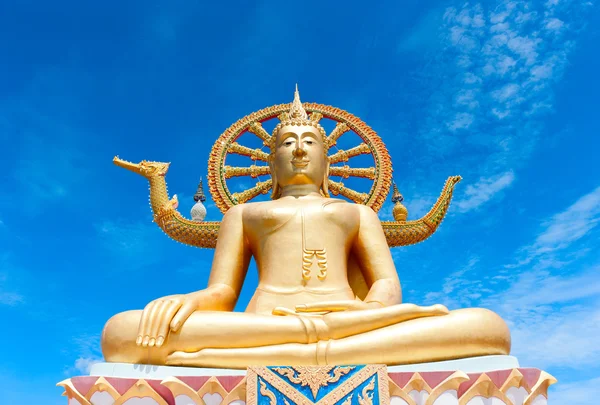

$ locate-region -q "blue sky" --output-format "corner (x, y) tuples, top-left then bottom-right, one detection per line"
(0, 0), (599, 403)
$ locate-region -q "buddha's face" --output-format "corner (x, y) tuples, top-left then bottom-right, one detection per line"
(270, 124), (328, 190)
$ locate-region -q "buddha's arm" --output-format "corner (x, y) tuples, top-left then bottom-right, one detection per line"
(203, 204), (251, 310)
(135, 205), (251, 348)
(353, 204), (402, 307)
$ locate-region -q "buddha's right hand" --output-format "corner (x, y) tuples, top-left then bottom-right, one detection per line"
(136, 293), (201, 348)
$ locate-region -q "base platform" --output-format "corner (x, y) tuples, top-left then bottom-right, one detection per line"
(57, 356), (556, 405)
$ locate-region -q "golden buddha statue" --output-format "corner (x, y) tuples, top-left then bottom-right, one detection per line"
(102, 87), (510, 369)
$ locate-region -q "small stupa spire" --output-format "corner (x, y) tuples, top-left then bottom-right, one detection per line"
(193, 177), (206, 203)
(191, 177), (207, 221)
(391, 182), (403, 204)
(391, 181), (408, 222)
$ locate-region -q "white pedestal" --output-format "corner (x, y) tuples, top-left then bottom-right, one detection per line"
(89, 355), (520, 379)
(59, 356), (555, 405)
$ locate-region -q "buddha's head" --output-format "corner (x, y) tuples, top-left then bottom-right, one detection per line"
(269, 86), (330, 199)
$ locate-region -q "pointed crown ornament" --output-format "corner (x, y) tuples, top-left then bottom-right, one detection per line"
(270, 85), (328, 150)
(289, 83), (308, 120)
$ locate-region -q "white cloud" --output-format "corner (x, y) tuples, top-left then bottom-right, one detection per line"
(416, 0), (589, 184)
(486, 268), (600, 369)
(448, 112), (475, 131)
(67, 334), (103, 376)
(509, 185), (600, 267)
(0, 254), (24, 306)
(423, 187), (600, 371)
(425, 260), (600, 370)
(536, 187), (600, 246)
(545, 17), (565, 32)
(492, 83), (521, 103)
(424, 256), (484, 309)
(455, 171), (515, 212)
(0, 290), (23, 306)
(74, 357), (102, 374)
(506, 35), (541, 65)
(551, 375), (600, 405)
(95, 219), (166, 269)
(406, 195), (437, 219)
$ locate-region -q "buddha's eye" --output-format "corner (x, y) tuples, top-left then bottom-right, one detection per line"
(283, 140), (294, 147)
(305, 140), (314, 145)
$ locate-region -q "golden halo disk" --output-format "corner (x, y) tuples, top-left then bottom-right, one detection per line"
(207, 103), (393, 213)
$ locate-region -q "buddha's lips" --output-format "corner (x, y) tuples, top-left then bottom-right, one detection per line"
(291, 159), (309, 168)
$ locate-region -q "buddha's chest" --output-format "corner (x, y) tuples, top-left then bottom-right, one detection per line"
(244, 201), (357, 246)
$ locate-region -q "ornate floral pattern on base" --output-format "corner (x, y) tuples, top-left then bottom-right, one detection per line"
(57, 367), (555, 405)
(246, 365), (388, 405)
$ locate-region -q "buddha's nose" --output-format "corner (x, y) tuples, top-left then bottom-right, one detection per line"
(293, 146), (307, 158)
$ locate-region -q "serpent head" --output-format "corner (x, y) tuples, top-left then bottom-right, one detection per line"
(113, 156), (170, 177)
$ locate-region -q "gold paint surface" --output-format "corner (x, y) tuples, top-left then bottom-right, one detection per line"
(103, 89), (509, 368)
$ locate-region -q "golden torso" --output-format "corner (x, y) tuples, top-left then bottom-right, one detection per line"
(243, 196), (358, 314)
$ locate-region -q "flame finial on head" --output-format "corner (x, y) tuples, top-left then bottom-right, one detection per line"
(289, 83), (308, 120)
(270, 84), (327, 149)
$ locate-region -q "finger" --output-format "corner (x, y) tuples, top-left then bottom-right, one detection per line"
(142, 301), (163, 347)
(148, 300), (169, 347)
(295, 300), (354, 313)
(170, 301), (196, 332)
(425, 304), (449, 315)
(156, 301), (183, 347)
(364, 303), (450, 327)
(405, 303), (449, 316)
(165, 351), (199, 366)
(137, 301), (157, 346)
(272, 307), (297, 316)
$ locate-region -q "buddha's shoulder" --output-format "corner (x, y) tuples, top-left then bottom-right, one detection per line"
(236, 200), (278, 217)
(323, 198), (368, 210)
(322, 197), (352, 211)
(325, 200), (380, 219)
(322, 198), (363, 218)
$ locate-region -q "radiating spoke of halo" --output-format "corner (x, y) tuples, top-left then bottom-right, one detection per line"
(328, 180), (369, 204)
(327, 123), (350, 148)
(228, 142), (269, 162)
(248, 122), (271, 145)
(329, 143), (371, 164)
(224, 165), (271, 179)
(329, 166), (376, 180)
(232, 179), (273, 204)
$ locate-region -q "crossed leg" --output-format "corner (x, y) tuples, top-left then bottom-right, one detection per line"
(165, 308), (510, 369)
(102, 303), (453, 367)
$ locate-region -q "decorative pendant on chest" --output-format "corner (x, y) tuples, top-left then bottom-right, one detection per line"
(302, 248), (328, 281)
(300, 207), (328, 281)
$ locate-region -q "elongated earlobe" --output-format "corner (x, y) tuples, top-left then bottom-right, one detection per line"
(321, 160), (330, 198)
(269, 156), (281, 200)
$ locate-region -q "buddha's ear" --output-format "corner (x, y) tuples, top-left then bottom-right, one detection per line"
(321, 159), (330, 198)
(269, 154), (280, 200)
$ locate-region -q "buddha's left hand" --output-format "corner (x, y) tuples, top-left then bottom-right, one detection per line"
(295, 300), (383, 313)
